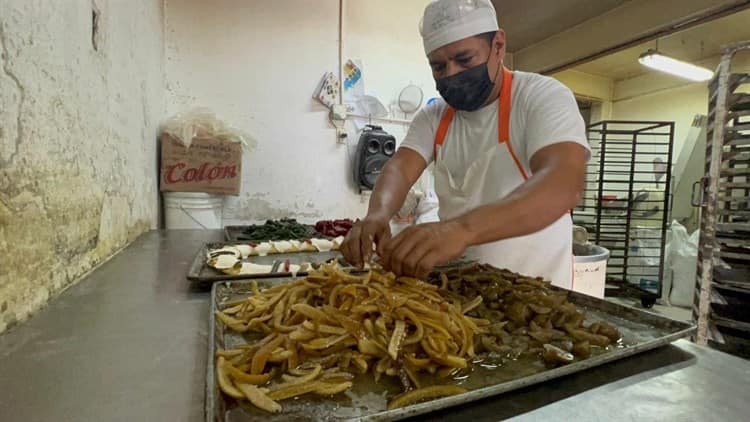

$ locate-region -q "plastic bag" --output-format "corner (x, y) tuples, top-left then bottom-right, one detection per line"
(414, 188), (439, 225)
(160, 108), (255, 149)
(391, 168), (440, 235)
(662, 234), (673, 304)
(669, 221), (699, 308)
(627, 228), (662, 293)
(395, 188), (423, 220)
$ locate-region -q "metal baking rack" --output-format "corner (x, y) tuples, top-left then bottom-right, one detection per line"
(694, 40), (750, 358)
(572, 121), (674, 306)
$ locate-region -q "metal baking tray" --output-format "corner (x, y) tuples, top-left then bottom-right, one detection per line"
(712, 267), (750, 289)
(224, 225), (323, 242)
(206, 276), (696, 422)
(186, 242), (344, 287)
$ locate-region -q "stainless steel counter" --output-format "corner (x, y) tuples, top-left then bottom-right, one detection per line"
(0, 230), (748, 422)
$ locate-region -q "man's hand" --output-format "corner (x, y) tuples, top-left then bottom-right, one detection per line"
(379, 221), (469, 279)
(342, 148), (428, 268)
(340, 215), (391, 268)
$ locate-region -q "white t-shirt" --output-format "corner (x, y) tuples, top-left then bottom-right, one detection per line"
(398, 70), (589, 286)
(400, 70), (589, 181)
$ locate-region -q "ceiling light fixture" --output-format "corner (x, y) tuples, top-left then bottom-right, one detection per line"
(638, 49), (714, 82)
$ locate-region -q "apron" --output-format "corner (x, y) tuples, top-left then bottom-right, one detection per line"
(433, 67), (573, 288)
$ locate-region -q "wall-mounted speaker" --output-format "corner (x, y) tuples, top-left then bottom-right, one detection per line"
(353, 125), (396, 191)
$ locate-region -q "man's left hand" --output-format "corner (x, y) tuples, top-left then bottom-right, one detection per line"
(379, 221), (470, 279)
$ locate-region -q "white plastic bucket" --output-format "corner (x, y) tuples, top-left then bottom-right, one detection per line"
(163, 192), (223, 229)
(573, 244), (610, 298)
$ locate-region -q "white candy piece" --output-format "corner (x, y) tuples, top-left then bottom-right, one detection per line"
(235, 244), (253, 258)
(208, 246), (241, 260)
(239, 263), (274, 275)
(288, 264), (301, 277)
(271, 241), (293, 254)
(254, 243), (273, 257)
(300, 241), (316, 252)
(288, 240), (302, 252)
(311, 238), (334, 252)
(213, 254), (239, 269)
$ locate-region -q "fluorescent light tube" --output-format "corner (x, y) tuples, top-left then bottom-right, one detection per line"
(638, 49), (713, 82)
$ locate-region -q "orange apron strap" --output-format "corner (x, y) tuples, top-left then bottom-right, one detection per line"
(433, 107), (455, 159)
(498, 68), (529, 180)
(498, 68), (513, 143)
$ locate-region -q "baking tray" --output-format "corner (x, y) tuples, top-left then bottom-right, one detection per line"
(187, 242), (344, 287)
(206, 276), (696, 422)
(189, 242), (477, 287)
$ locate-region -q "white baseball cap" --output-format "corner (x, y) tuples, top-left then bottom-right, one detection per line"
(420, 0), (499, 55)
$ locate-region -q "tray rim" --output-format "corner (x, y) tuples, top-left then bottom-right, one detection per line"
(205, 276), (696, 422)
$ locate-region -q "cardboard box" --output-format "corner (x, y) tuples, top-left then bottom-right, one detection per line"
(159, 134), (242, 196)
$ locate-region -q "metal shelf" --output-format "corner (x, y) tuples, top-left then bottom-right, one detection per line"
(573, 120), (673, 300)
(694, 40), (750, 356)
(714, 266), (750, 284)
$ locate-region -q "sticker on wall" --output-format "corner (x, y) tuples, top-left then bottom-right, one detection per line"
(313, 72), (340, 109)
(343, 60), (362, 91)
(343, 59), (365, 104)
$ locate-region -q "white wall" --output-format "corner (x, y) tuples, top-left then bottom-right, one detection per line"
(611, 84), (708, 160)
(344, 0), (437, 141)
(552, 69), (614, 102)
(610, 52), (750, 159)
(0, 0), (164, 333)
(164, 0), (437, 225)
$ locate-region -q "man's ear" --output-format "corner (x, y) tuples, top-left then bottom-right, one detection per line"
(493, 30), (506, 57)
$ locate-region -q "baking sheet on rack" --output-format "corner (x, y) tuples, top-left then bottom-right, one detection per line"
(224, 225), (322, 242)
(186, 242), (344, 286)
(206, 277), (696, 422)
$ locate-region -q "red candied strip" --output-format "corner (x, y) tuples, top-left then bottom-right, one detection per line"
(315, 218), (355, 237)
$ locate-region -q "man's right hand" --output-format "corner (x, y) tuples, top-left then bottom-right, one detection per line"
(341, 147), (428, 268)
(340, 215), (391, 268)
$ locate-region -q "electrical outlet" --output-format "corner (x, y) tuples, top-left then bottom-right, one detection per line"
(336, 129), (348, 144)
(330, 104), (347, 135)
(332, 104), (347, 120)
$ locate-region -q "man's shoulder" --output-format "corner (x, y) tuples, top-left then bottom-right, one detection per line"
(512, 70), (570, 95)
(513, 70), (565, 89)
(419, 97), (450, 119)
(407, 97), (449, 134)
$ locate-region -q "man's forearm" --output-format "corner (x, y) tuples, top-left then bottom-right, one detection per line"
(365, 148), (427, 221)
(454, 158), (583, 246)
(366, 160), (413, 221)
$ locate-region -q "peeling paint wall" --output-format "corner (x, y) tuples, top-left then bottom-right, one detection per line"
(163, 0), (437, 225)
(0, 0), (164, 333)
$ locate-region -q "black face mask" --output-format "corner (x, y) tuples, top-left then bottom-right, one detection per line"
(436, 60), (498, 111)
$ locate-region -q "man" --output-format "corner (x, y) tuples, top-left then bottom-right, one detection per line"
(341, 0), (589, 289)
